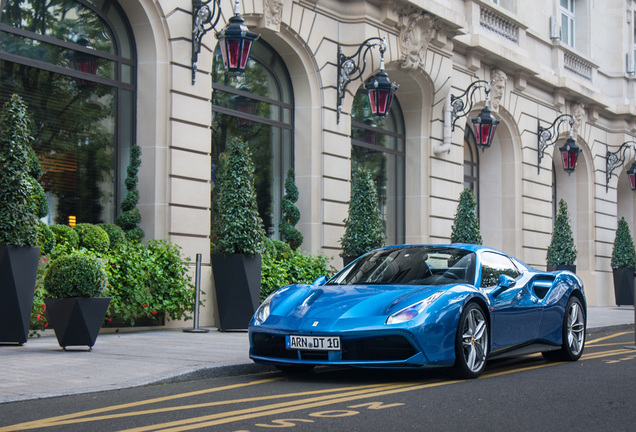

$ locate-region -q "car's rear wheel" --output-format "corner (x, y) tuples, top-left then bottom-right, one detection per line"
(453, 303), (489, 379)
(542, 296), (586, 361)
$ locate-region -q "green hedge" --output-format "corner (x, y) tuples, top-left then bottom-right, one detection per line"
(260, 239), (334, 301)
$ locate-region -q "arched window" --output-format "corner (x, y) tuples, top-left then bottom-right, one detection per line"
(351, 90), (405, 245)
(0, 0), (135, 225)
(211, 39), (294, 237)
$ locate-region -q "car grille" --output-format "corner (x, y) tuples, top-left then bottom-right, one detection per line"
(252, 332), (417, 362)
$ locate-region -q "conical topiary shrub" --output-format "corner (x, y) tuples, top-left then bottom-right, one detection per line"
(279, 169), (303, 250)
(211, 137), (266, 255)
(611, 217), (636, 306)
(546, 199), (577, 270)
(450, 189), (482, 244)
(340, 168), (384, 263)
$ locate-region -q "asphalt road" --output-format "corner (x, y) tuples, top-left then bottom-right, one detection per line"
(1, 331), (635, 432)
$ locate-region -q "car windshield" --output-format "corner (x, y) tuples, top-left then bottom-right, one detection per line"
(327, 247), (476, 286)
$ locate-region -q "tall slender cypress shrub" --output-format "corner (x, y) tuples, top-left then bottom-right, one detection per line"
(279, 169), (303, 250)
(116, 144), (144, 242)
(450, 188), (482, 244)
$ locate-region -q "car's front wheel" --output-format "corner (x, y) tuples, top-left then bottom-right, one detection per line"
(453, 303), (489, 379)
(542, 296), (586, 361)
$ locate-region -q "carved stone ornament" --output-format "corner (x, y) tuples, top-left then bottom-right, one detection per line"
(572, 103), (585, 140)
(490, 69), (507, 111)
(264, 0), (284, 31)
(398, 12), (435, 70)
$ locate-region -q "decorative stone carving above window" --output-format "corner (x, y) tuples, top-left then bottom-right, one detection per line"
(572, 103), (586, 140)
(490, 69), (507, 112)
(263, 0), (284, 31)
(398, 12), (435, 70)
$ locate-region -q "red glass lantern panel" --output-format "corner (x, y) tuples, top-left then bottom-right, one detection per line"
(216, 14), (258, 75)
(627, 162), (636, 191)
(470, 106), (500, 151)
(559, 138), (580, 173)
(364, 70), (398, 120)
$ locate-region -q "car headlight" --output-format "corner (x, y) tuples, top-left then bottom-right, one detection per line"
(386, 291), (444, 325)
(254, 294), (274, 324)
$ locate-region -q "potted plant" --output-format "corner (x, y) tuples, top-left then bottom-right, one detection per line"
(450, 188), (482, 244)
(611, 217), (636, 306)
(211, 137), (266, 330)
(43, 252), (110, 350)
(0, 95), (47, 345)
(546, 199), (577, 272)
(340, 168), (385, 266)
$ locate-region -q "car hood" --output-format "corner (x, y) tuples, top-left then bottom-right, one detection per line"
(265, 284), (445, 330)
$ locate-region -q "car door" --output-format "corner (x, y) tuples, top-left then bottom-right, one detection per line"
(480, 252), (543, 352)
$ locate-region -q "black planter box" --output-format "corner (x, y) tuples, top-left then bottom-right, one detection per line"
(612, 267), (635, 306)
(211, 254), (261, 331)
(45, 297), (111, 350)
(0, 245), (39, 345)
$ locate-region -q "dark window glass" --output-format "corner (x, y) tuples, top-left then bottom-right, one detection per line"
(351, 90), (405, 245)
(328, 246), (475, 286)
(0, 0), (135, 224)
(211, 39), (293, 237)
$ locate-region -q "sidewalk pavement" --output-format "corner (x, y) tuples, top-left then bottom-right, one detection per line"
(0, 306), (634, 405)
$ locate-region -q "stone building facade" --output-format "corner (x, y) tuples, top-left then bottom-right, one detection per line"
(3, 0), (636, 326)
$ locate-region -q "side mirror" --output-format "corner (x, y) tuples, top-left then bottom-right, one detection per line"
(312, 275), (327, 286)
(493, 274), (516, 296)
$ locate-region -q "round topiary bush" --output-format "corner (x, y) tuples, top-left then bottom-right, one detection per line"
(74, 223), (110, 253)
(97, 223), (127, 250)
(44, 253), (107, 298)
(50, 224), (80, 249)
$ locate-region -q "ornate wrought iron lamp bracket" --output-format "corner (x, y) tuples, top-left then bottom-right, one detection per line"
(450, 80), (491, 131)
(606, 141), (636, 192)
(192, 0), (223, 84)
(537, 114), (575, 174)
(337, 37), (388, 123)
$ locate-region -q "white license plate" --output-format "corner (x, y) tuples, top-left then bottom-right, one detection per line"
(286, 335), (341, 351)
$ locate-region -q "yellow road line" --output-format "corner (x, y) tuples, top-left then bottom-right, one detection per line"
(0, 378), (283, 432)
(586, 331), (631, 345)
(2, 337), (633, 432)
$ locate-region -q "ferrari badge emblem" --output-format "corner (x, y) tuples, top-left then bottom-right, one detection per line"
(312, 321), (319, 327)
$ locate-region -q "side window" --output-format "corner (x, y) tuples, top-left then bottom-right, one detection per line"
(480, 252), (521, 288)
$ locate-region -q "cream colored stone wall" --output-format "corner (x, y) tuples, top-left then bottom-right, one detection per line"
(128, 0), (636, 320)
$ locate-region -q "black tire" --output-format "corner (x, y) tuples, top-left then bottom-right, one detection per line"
(453, 303), (489, 379)
(542, 296), (586, 361)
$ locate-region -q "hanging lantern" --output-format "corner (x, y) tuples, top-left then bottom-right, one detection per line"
(627, 161), (636, 191)
(559, 137), (581, 174)
(232, 88), (258, 129)
(69, 37), (98, 88)
(216, 13), (258, 75)
(364, 69), (398, 119)
(470, 106), (500, 151)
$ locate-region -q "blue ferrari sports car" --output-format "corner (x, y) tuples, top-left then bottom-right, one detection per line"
(249, 244), (586, 378)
